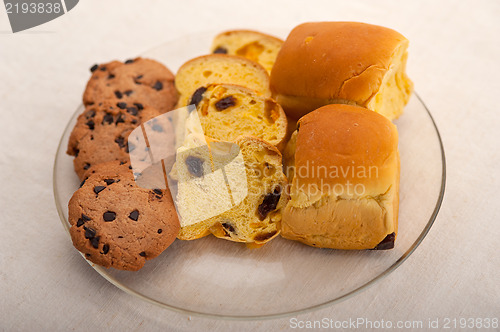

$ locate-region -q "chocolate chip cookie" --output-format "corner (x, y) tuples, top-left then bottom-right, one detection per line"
(68, 161), (180, 271)
(67, 100), (166, 180)
(83, 57), (178, 114)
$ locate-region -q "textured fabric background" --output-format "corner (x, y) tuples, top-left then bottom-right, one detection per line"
(0, 0), (499, 330)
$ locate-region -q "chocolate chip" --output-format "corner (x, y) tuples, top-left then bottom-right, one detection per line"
(124, 90), (133, 96)
(103, 211), (116, 222)
(213, 46), (228, 54)
(93, 186), (106, 195)
(131, 119), (138, 125)
(215, 96), (236, 111)
(83, 163), (91, 170)
(90, 64), (98, 72)
(114, 136), (126, 148)
(134, 103), (144, 110)
(102, 113), (114, 125)
(104, 179), (115, 185)
(86, 109), (96, 118)
(134, 75), (143, 85)
(157, 229), (162, 234)
(114, 90), (123, 99)
(125, 59), (134, 64)
(152, 123), (163, 132)
(117, 102), (127, 109)
(120, 161), (126, 165)
(82, 214), (91, 221)
(189, 87), (207, 107)
(86, 120), (95, 130)
(254, 231), (278, 242)
(90, 236), (100, 249)
(128, 165), (133, 169)
(84, 227), (96, 239)
(79, 178), (87, 188)
(153, 81), (163, 91)
(76, 218), (85, 227)
(221, 222), (236, 233)
(128, 210), (139, 221)
(91, 184), (103, 195)
(372, 233), (396, 250)
(118, 236), (123, 239)
(126, 106), (138, 116)
(107, 74), (115, 79)
(139, 251), (146, 257)
(85, 253), (91, 258)
(99, 66), (107, 71)
(102, 244), (109, 254)
(115, 113), (125, 125)
(74, 149), (79, 157)
(153, 189), (162, 196)
(257, 187), (281, 220)
(185, 156), (204, 177)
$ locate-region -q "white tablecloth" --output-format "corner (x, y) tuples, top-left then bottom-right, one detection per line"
(1, 0), (499, 330)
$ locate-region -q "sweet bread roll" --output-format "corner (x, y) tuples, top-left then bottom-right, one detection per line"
(210, 30), (284, 73)
(281, 104), (399, 250)
(175, 135), (288, 244)
(194, 84), (288, 149)
(270, 22), (413, 120)
(175, 54), (271, 108)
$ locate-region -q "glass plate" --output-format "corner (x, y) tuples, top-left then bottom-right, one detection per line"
(53, 31), (446, 320)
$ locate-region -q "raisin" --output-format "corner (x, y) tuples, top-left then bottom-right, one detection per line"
(215, 96), (236, 111)
(372, 233), (395, 250)
(257, 187), (281, 220)
(185, 156), (204, 177)
(213, 46), (228, 54)
(189, 87), (207, 107)
(254, 230), (278, 242)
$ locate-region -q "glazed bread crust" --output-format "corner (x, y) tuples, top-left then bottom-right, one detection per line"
(270, 22), (413, 120)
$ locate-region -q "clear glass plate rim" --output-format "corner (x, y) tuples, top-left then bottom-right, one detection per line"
(53, 89), (446, 320)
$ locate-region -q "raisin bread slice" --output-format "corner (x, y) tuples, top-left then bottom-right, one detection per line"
(194, 84), (287, 150)
(175, 54), (271, 108)
(210, 30), (284, 73)
(175, 135), (288, 244)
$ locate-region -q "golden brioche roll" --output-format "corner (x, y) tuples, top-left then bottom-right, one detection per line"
(270, 22), (413, 120)
(210, 30), (284, 73)
(175, 54), (271, 108)
(281, 104), (399, 250)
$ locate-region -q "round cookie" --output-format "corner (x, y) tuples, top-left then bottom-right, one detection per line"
(68, 161), (180, 271)
(83, 57), (178, 114)
(67, 100), (165, 180)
